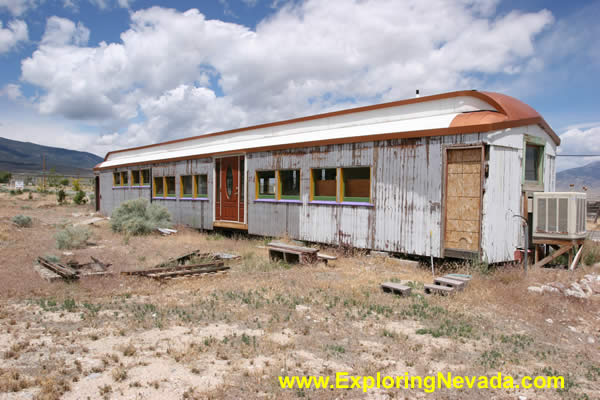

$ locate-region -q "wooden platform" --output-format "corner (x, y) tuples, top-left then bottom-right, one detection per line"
(381, 282), (412, 296)
(532, 238), (585, 270)
(267, 242), (318, 264)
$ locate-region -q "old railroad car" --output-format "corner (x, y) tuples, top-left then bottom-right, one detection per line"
(93, 90), (559, 263)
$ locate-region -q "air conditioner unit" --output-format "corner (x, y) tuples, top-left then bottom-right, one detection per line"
(533, 192), (587, 240)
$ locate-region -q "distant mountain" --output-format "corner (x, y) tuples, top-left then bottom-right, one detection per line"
(556, 160), (600, 196)
(0, 137), (103, 176)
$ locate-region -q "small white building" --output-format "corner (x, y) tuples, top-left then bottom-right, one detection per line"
(94, 90), (559, 263)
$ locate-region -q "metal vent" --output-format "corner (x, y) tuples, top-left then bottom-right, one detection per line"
(558, 198), (568, 233)
(547, 198), (557, 232)
(537, 198), (546, 232)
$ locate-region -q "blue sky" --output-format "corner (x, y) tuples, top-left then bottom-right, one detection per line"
(0, 0), (598, 171)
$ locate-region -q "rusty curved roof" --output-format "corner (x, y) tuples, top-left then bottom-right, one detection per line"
(96, 90), (558, 170)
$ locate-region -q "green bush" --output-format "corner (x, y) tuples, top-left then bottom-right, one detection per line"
(0, 171), (11, 183)
(110, 198), (172, 235)
(12, 215), (32, 228)
(57, 189), (66, 204)
(55, 226), (91, 249)
(73, 190), (87, 205)
(59, 178), (69, 186)
(72, 179), (81, 192)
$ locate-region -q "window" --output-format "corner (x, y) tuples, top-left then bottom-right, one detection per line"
(181, 175), (194, 197)
(131, 170), (141, 186)
(341, 167), (370, 203)
(311, 168), (337, 201)
(153, 176), (164, 197)
(141, 169), (150, 186)
(279, 170), (300, 200)
(196, 175), (208, 198)
(165, 176), (176, 197)
(113, 172), (121, 187)
(525, 144), (543, 182)
(257, 171), (276, 199)
(121, 171), (128, 186)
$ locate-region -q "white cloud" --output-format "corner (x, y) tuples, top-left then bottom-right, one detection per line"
(20, 1), (555, 152)
(41, 16), (89, 46)
(0, 83), (23, 100)
(0, 0), (36, 16)
(556, 125), (600, 171)
(0, 19), (27, 53)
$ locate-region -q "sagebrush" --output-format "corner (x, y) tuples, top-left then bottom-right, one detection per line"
(11, 215), (32, 228)
(55, 226), (91, 249)
(73, 190), (87, 205)
(110, 198), (172, 235)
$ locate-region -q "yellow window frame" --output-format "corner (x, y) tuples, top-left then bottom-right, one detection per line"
(340, 166), (371, 203)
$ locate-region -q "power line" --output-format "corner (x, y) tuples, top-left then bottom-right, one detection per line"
(556, 154), (600, 157)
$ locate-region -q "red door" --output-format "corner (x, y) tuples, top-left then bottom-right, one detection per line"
(219, 156), (240, 222)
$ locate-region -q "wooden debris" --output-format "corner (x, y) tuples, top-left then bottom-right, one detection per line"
(37, 257), (78, 280)
(267, 242), (318, 264)
(121, 250), (238, 280)
(381, 282), (412, 296)
(424, 284), (454, 295)
(157, 228), (177, 236)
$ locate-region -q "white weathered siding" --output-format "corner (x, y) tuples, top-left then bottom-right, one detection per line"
(480, 146), (523, 263)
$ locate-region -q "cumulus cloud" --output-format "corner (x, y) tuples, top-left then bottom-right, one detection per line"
(0, 19), (27, 53)
(21, 0), (555, 151)
(0, 0), (36, 16)
(0, 83), (23, 100)
(556, 125), (600, 171)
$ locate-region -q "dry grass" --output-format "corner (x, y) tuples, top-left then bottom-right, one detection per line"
(0, 191), (598, 399)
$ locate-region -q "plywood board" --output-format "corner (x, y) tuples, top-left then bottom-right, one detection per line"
(444, 147), (482, 254)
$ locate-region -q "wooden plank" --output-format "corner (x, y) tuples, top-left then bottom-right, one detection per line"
(122, 261), (223, 276)
(148, 264), (229, 279)
(532, 238), (585, 246)
(317, 253), (337, 260)
(381, 282), (412, 296)
(424, 284), (454, 295)
(212, 221), (248, 230)
(569, 244), (584, 271)
(532, 245), (571, 269)
(267, 242), (318, 253)
(37, 257), (78, 279)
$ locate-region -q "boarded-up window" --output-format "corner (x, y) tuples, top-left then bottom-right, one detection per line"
(181, 175), (193, 197)
(280, 170), (300, 200)
(113, 172), (121, 187)
(312, 168), (337, 201)
(342, 167), (370, 202)
(525, 144), (542, 182)
(154, 177), (164, 197)
(196, 175), (208, 197)
(257, 171), (276, 199)
(165, 176), (176, 197)
(131, 170), (140, 186)
(121, 171), (128, 186)
(141, 169), (150, 186)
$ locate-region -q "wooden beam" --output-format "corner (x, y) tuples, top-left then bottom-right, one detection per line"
(532, 245), (571, 269)
(569, 244), (584, 271)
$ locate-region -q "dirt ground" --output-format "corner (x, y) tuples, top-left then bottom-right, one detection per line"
(0, 189), (599, 400)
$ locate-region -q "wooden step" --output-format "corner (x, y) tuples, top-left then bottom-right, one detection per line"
(424, 284), (454, 295)
(443, 274), (470, 286)
(434, 277), (465, 290)
(381, 282), (412, 296)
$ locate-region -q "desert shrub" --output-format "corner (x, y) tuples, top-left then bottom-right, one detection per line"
(73, 190), (87, 205)
(110, 198), (172, 235)
(59, 178), (69, 186)
(72, 179), (81, 192)
(11, 215), (32, 228)
(0, 171), (11, 183)
(56, 189), (66, 204)
(583, 242), (600, 266)
(55, 226), (91, 249)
